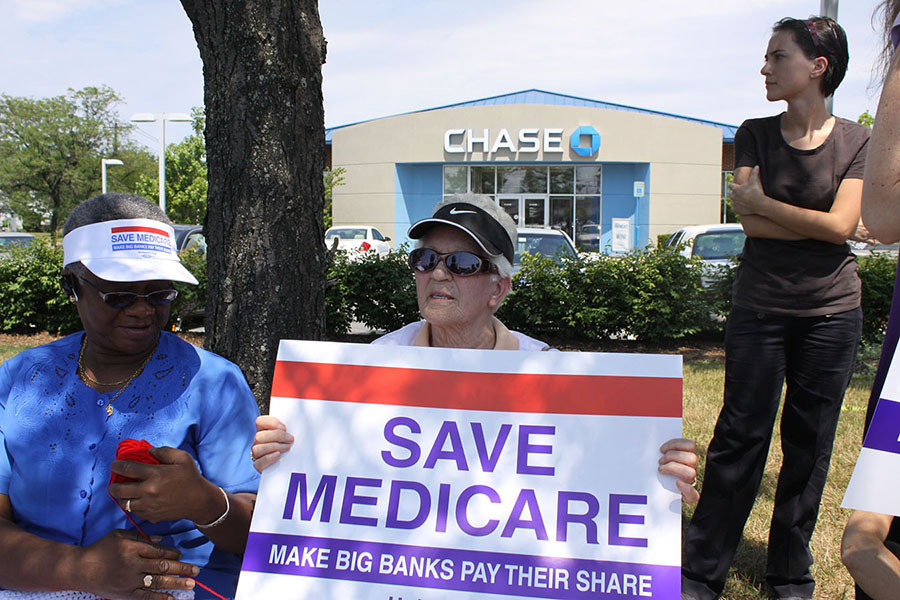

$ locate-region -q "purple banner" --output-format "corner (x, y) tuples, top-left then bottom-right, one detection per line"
(864, 399), (900, 455)
(241, 532), (679, 599)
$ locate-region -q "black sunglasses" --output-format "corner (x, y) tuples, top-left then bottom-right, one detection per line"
(78, 277), (178, 308)
(408, 247), (495, 276)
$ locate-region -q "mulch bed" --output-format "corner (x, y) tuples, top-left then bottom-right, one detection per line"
(0, 332), (63, 347)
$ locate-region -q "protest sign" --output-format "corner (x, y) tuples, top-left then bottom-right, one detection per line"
(237, 341), (684, 599)
(843, 348), (900, 517)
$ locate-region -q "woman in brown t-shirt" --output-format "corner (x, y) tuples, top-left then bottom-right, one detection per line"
(682, 16), (869, 600)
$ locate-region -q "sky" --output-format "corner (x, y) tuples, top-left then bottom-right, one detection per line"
(0, 0), (890, 149)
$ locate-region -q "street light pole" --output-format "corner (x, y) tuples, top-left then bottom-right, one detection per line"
(820, 0), (839, 114)
(101, 158), (124, 194)
(129, 112), (192, 214)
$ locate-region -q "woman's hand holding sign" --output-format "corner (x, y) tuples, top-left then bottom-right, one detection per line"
(658, 438), (699, 503)
(252, 415), (296, 473)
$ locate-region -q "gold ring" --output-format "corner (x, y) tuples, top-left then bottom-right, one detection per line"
(125, 499), (132, 512)
(143, 574), (153, 588)
(250, 450), (257, 462)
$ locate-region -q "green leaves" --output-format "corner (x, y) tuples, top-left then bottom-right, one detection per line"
(0, 239), (80, 334)
(499, 247), (715, 343)
(7, 240), (895, 348)
(858, 254), (898, 344)
(170, 246), (208, 332)
(325, 247), (419, 335)
(0, 86), (147, 235)
(323, 166), (346, 230)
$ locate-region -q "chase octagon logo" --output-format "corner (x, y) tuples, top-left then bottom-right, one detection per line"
(570, 125), (601, 157)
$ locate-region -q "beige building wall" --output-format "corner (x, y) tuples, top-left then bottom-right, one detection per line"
(331, 103), (724, 246)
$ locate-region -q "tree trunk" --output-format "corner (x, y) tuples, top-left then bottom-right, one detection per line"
(180, 0), (327, 410)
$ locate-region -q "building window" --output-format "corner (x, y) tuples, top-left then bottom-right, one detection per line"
(470, 166), (495, 194)
(550, 167), (574, 194)
(575, 165), (602, 195)
(443, 166), (467, 194)
(442, 165), (603, 249)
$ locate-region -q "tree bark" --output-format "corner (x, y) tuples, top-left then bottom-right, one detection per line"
(180, 0), (327, 409)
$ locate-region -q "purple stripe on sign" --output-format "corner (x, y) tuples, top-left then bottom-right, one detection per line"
(863, 399), (900, 455)
(241, 532), (680, 599)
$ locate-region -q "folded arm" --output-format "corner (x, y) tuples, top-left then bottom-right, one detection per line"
(731, 166), (861, 244)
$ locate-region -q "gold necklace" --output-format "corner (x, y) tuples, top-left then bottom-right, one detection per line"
(77, 335), (158, 416)
(78, 357), (132, 387)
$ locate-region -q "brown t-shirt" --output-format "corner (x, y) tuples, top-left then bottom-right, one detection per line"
(732, 115), (869, 316)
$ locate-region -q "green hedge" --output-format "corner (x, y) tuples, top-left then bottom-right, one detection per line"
(0, 239), (206, 334)
(498, 246), (710, 343)
(501, 249), (897, 345)
(0, 240), (81, 334)
(325, 248), (419, 336)
(170, 245), (208, 331)
(4, 241), (897, 347)
(858, 253), (897, 345)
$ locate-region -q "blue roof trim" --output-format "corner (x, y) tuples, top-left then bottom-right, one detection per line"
(325, 89), (738, 144)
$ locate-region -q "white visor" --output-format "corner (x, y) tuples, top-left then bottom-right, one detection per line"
(63, 218), (199, 284)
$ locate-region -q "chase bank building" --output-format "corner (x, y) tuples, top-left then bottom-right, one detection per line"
(327, 90), (737, 252)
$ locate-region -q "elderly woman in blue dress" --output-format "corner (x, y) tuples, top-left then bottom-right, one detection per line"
(0, 194), (259, 600)
(251, 194), (700, 501)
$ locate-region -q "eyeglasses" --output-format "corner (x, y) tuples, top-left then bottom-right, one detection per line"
(78, 277), (178, 308)
(408, 247), (495, 276)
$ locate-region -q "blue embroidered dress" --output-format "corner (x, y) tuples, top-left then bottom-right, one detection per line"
(0, 332), (260, 599)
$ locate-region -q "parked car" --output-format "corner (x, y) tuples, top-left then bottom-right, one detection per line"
(849, 240), (900, 258)
(172, 224), (206, 253)
(169, 225), (206, 332)
(665, 224), (746, 287)
(575, 223), (601, 251)
(0, 232), (36, 257)
(513, 227), (578, 274)
(325, 225), (391, 257)
(666, 224), (745, 263)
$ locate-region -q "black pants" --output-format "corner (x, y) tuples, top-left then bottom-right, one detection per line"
(682, 305), (862, 600)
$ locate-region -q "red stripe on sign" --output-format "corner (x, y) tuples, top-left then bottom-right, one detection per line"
(111, 226), (170, 237)
(271, 361), (681, 417)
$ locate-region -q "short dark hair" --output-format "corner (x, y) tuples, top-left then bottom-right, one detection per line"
(773, 16), (849, 98)
(63, 193), (171, 236)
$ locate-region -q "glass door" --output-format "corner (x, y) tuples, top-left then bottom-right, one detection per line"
(498, 195), (548, 228)
(522, 195), (547, 227)
(498, 197), (520, 226)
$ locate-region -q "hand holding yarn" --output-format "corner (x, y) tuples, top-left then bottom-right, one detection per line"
(109, 440), (222, 525)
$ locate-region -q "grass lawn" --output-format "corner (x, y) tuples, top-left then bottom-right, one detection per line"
(0, 333), (875, 599)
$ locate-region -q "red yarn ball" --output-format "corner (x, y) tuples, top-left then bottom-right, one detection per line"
(109, 439), (160, 484)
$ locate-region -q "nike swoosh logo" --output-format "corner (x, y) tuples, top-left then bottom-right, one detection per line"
(449, 208), (476, 215)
